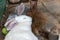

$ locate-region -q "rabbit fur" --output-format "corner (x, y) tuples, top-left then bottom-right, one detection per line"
(26, 0), (49, 40)
(4, 3), (26, 31)
(58, 34), (60, 40)
(4, 15), (38, 40)
(26, 8), (48, 40)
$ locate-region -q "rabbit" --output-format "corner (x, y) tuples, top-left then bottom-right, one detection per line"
(26, 7), (48, 40)
(26, 0), (49, 40)
(4, 15), (38, 40)
(4, 3), (26, 31)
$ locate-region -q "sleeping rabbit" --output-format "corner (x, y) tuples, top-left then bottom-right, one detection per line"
(4, 15), (38, 40)
(4, 3), (25, 31)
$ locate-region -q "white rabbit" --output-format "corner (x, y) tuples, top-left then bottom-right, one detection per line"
(4, 3), (25, 31)
(4, 15), (38, 40)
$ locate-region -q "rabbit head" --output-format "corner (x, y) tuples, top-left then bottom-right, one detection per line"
(15, 15), (32, 23)
(4, 15), (32, 31)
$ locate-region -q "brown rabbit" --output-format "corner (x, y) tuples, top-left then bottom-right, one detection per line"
(26, 0), (48, 40)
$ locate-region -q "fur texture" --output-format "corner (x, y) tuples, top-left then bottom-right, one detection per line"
(4, 15), (38, 40)
(26, 0), (48, 40)
(26, 5), (48, 40)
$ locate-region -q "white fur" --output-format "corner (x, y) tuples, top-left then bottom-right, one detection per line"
(58, 35), (60, 40)
(4, 15), (38, 40)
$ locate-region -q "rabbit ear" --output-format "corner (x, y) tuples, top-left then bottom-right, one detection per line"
(4, 18), (17, 31)
(16, 3), (25, 15)
(4, 18), (15, 27)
